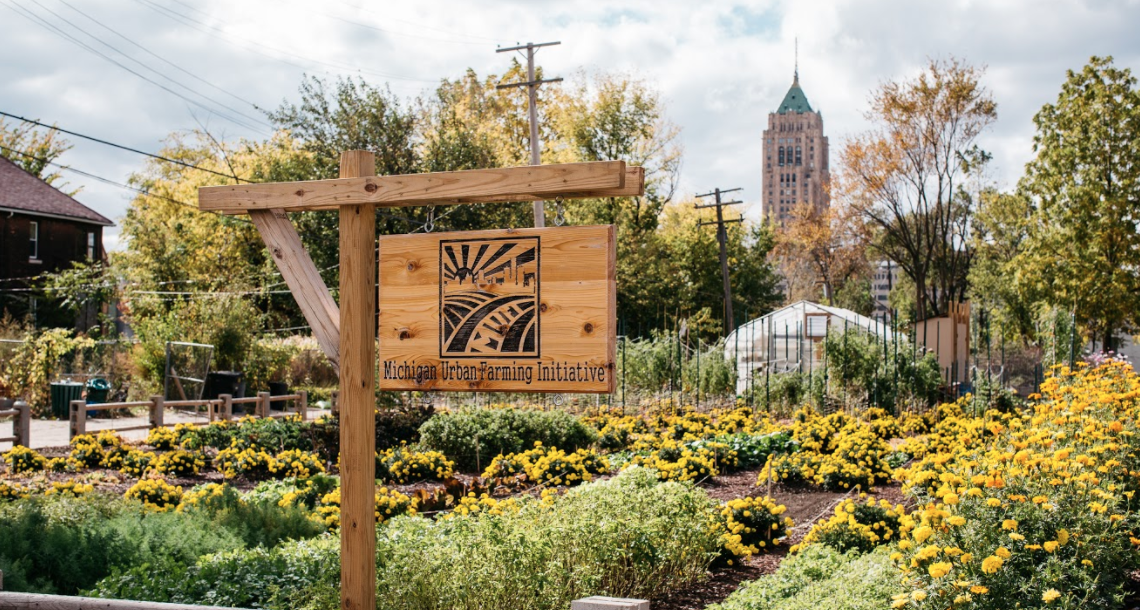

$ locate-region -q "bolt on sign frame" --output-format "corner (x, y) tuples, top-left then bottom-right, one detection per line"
(197, 152), (643, 610)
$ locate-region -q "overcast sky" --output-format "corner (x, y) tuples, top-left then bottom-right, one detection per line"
(2, 0), (1138, 251)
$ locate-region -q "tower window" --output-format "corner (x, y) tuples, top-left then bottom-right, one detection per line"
(796, 146), (803, 166)
(778, 147), (785, 166)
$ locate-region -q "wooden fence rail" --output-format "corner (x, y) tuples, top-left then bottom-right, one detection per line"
(0, 592), (645, 609)
(68, 391), (307, 440)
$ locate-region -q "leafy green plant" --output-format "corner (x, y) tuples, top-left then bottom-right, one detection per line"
(418, 407), (598, 472)
(708, 545), (900, 610)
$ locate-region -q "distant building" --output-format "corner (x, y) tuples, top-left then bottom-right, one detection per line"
(0, 156), (113, 328)
(762, 64), (830, 229)
(871, 260), (900, 317)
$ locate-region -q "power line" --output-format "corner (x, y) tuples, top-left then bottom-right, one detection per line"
(54, 0), (266, 113)
(0, 111), (250, 182)
(134, 0), (435, 85)
(33, 0), (272, 133)
(1, 0), (268, 135)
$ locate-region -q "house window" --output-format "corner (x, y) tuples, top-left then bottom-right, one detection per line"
(87, 232), (95, 260)
(29, 221), (39, 260)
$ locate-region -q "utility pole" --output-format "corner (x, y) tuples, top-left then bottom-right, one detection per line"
(497, 41), (563, 228)
(695, 187), (743, 335)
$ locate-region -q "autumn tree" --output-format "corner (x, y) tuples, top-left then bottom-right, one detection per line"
(774, 202), (869, 307)
(1015, 56), (1140, 349)
(840, 58), (996, 320)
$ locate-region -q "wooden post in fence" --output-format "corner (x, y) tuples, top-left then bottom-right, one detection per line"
(13, 401), (29, 447)
(220, 394), (233, 421)
(257, 391), (271, 418)
(298, 390), (308, 421)
(69, 400), (86, 439)
(338, 150), (377, 610)
(150, 395), (164, 429)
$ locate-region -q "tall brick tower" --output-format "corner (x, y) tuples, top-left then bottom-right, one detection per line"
(761, 63), (830, 229)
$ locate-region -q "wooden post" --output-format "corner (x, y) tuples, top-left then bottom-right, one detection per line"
(70, 400), (86, 439)
(13, 401), (29, 448)
(150, 395), (164, 429)
(257, 391), (271, 418)
(338, 150), (377, 610)
(220, 394), (233, 421)
(298, 390), (308, 421)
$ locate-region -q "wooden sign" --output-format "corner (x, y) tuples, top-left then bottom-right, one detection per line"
(379, 225), (615, 393)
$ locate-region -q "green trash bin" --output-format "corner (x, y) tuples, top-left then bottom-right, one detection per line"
(50, 381), (84, 419)
(86, 378), (111, 404)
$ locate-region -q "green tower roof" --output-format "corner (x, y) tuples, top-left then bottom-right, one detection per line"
(776, 74), (813, 114)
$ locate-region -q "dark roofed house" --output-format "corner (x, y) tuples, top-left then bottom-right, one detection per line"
(0, 155), (113, 327)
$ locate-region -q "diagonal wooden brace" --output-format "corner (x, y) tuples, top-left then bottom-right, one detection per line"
(249, 209), (341, 369)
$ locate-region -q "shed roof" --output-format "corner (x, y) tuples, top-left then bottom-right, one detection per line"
(0, 155), (113, 226)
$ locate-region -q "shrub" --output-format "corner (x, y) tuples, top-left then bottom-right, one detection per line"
(708, 545), (900, 610)
(124, 479), (183, 512)
(87, 534), (339, 609)
(44, 480), (95, 497)
(313, 486), (416, 530)
(358, 467), (720, 610)
(793, 496), (911, 554)
(118, 450), (154, 477)
(714, 431), (797, 469)
(214, 443), (280, 480)
(717, 495), (793, 559)
(375, 446), (453, 484)
(177, 482), (325, 548)
(275, 449), (324, 479)
(147, 427), (179, 450)
(68, 435), (106, 469)
(3, 446), (46, 474)
(418, 407), (597, 472)
(305, 405), (435, 465)
(151, 450), (206, 477)
(0, 480), (28, 501)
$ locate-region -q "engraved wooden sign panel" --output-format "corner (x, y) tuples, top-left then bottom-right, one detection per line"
(379, 225), (616, 393)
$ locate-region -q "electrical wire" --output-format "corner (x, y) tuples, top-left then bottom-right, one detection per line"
(134, 0), (436, 85)
(30, 0), (272, 133)
(0, 111), (251, 182)
(54, 0), (266, 112)
(1, 0), (268, 135)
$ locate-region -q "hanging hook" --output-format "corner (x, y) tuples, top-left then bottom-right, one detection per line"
(425, 206), (435, 233)
(554, 197), (566, 227)
(552, 393), (565, 407)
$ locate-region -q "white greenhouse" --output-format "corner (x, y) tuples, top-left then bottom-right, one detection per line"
(724, 301), (900, 396)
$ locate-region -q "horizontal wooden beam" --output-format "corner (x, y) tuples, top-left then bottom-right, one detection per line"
(199, 161), (636, 215)
(0, 591), (249, 610)
(456, 166), (644, 204)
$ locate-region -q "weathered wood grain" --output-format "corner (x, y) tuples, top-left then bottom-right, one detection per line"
(378, 225), (615, 393)
(0, 591), (248, 610)
(199, 161), (628, 214)
(249, 209), (340, 367)
(337, 151), (377, 610)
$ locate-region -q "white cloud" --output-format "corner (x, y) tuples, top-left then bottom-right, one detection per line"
(1, 0), (1137, 249)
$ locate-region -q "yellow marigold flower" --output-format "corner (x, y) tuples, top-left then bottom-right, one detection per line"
(948, 516), (966, 526)
(995, 547), (1011, 559)
(1042, 589), (1061, 603)
(986, 498), (1002, 507)
(1002, 519), (1018, 531)
(1058, 529), (1070, 545)
(928, 561), (952, 578)
(912, 591), (927, 601)
(971, 585), (989, 594)
(913, 525), (933, 543)
(982, 555), (1003, 573)
(1009, 532), (1025, 541)
(1044, 540), (1059, 552)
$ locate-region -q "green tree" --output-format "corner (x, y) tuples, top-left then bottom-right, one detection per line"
(967, 189), (1035, 340)
(0, 118), (72, 189)
(1016, 56), (1140, 349)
